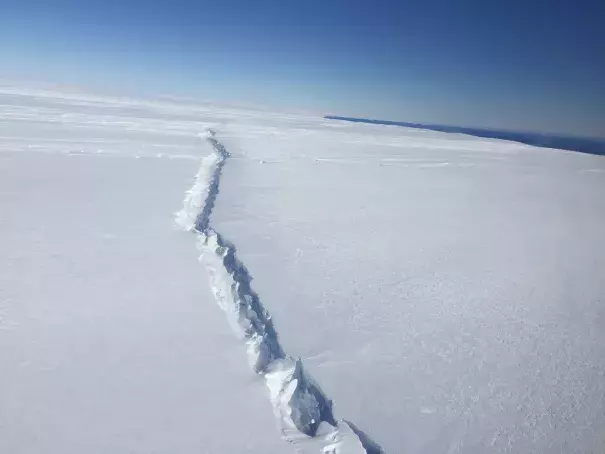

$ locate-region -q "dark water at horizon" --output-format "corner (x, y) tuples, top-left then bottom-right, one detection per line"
(325, 116), (605, 157)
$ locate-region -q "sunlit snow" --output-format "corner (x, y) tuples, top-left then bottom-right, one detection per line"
(1, 84), (604, 453)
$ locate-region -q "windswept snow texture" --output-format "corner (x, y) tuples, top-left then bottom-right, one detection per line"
(211, 118), (605, 453)
(175, 130), (379, 453)
(0, 88), (289, 454)
(2, 84), (605, 453)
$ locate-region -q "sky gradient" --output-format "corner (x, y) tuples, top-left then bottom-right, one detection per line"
(1, 0), (604, 138)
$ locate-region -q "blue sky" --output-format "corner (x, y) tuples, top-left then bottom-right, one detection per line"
(1, 0), (604, 138)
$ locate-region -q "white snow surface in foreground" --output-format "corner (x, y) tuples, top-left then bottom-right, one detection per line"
(211, 120), (605, 453)
(2, 84), (605, 453)
(0, 88), (287, 453)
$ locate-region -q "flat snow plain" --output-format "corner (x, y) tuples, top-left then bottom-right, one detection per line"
(0, 87), (286, 454)
(214, 120), (605, 453)
(2, 84), (605, 453)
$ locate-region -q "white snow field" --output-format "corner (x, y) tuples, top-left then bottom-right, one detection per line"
(2, 84), (605, 453)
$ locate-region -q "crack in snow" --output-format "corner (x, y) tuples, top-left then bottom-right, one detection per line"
(175, 129), (384, 453)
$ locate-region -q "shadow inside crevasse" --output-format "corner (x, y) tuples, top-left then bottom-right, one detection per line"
(344, 419), (385, 454)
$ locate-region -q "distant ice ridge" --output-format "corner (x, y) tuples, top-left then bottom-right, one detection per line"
(175, 129), (384, 453)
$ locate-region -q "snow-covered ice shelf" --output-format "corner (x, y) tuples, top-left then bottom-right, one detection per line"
(0, 87), (288, 454)
(2, 84), (605, 453)
(211, 112), (605, 453)
(175, 129), (381, 453)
